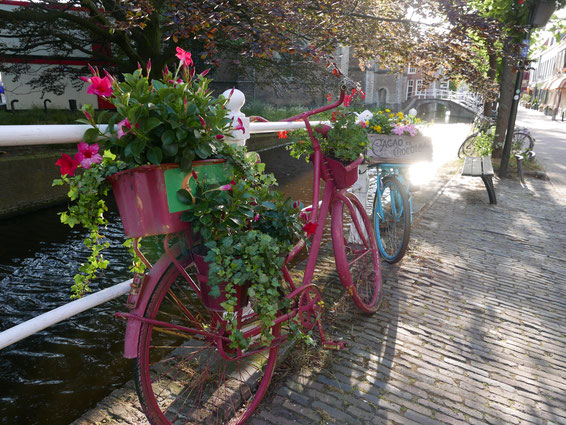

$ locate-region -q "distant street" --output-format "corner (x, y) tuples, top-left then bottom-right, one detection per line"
(516, 106), (566, 197)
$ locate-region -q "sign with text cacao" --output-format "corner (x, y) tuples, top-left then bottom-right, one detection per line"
(367, 134), (433, 163)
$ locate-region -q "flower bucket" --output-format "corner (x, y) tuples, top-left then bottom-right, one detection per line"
(193, 251), (249, 312)
(108, 164), (190, 238)
(163, 159), (233, 213)
(322, 156), (359, 189)
(366, 134), (433, 164)
(108, 160), (233, 238)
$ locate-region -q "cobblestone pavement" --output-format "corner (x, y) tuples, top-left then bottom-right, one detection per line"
(250, 173), (566, 425)
(72, 170), (566, 425)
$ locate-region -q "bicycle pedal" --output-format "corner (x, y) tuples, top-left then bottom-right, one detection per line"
(322, 340), (348, 350)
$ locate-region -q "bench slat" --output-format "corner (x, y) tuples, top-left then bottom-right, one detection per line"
(462, 156), (494, 177)
(481, 156), (494, 176)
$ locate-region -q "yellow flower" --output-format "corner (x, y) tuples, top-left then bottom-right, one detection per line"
(389, 113), (394, 118)
(385, 109), (390, 113)
(372, 125), (382, 133)
(397, 112), (404, 118)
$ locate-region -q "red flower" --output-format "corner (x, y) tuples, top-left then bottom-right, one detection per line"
(56, 153), (79, 176)
(278, 131), (289, 139)
(75, 142), (102, 169)
(84, 76), (113, 97)
(343, 94), (352, 107)
(303, 222), (318, 237)
(176, 47), (193, 67)
(327, 94), (332, 102)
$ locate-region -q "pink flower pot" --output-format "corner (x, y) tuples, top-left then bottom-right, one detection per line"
(193, 251), (250, 312)
(322, 156), (359, 189)
(108, 164), (190, 238)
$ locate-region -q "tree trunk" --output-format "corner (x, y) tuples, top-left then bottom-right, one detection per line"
(483, 51), (498, 117)
(493, 51), (516, 158)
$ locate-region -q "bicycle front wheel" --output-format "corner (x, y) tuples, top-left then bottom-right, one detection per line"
(134, 253), (280, 425)
(332, 192), (382, 314)
(373, 176), (411, 264)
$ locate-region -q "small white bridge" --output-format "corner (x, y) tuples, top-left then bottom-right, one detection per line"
(406, 89), (483, 114)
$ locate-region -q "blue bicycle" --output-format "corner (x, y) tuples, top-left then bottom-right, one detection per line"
(371, 163), (412, 263)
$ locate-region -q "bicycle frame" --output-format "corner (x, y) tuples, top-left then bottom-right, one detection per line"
(374, 163), (413, 224)
(118, 86), (368, 358)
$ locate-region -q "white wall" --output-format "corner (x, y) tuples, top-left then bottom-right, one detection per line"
(2, 64), (98, 110)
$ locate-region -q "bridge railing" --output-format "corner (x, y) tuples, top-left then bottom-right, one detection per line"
(412, 88), (483, 113)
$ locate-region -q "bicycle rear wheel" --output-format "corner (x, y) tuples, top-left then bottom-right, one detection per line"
(511, 131), (535, 154)
(134, 253), (280, 425)
(373, 176), (411, 264)
(332, 192), (382, 313)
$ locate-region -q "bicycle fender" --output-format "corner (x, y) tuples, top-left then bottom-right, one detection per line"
(121, 245), (183, 359)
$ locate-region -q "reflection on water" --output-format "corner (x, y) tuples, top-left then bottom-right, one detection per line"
(0, 145), (316, 425)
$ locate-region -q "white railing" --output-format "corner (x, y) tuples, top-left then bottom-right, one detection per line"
(412, 88), (483, 113)
(0, 88), (324, 350)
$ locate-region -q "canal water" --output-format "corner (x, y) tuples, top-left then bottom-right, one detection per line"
(0, 144), (315, 425)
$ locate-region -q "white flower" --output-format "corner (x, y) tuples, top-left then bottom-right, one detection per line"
(355, 109), (373, 124)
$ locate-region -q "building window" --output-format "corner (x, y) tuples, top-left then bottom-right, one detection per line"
(439, 80), (449, 90)
(416, 79), (423, 94)
(408, 64), (416, 74)
(406, 80), (415, 99)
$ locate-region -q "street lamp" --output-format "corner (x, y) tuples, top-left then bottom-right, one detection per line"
(498, 0), (556, 178)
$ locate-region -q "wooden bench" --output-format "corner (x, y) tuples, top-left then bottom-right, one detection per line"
(461, 156), (497, 204)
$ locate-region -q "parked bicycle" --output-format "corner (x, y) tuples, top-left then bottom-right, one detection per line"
(370, 162), (413, 263)
(117, 85), (382, 425)
(458, 114), (535, 158)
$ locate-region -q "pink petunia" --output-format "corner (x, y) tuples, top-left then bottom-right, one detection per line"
(233, 117), (246, 134)
(55, 153), (79, 176)
(392, 125), (405, 136)
(116, 118), (133, 139)
(74, 142), (102, 169)
(176, 47), (193, 67)
(84, 76), (113, 97)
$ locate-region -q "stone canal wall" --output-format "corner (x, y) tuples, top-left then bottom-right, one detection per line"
(0, 149), (71, 219)
(0, 134), (282, 219)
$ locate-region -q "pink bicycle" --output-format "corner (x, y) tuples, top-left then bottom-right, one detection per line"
(116, 85), (382, 425)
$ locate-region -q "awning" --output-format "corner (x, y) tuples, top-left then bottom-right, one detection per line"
(548, 75), (566, 90)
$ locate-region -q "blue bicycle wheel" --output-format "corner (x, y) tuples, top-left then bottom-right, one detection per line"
(372, 176), (411, 263)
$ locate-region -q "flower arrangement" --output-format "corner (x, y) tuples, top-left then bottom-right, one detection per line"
(54, 48), (311, 350)
(357, 109), (421, 136)
(287, 90), (368, 164)
(54, 47), (240, 297)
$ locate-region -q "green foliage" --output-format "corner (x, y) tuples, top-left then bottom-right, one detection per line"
(474, 131), (494, 157)
(81, 65), (232, 172)
(55, 55), (237, 297)
(287, 108), (368, 163)
(205, 230), (288, 349)
(53, 151), (133, 297)
(178, 144), (303, 349)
